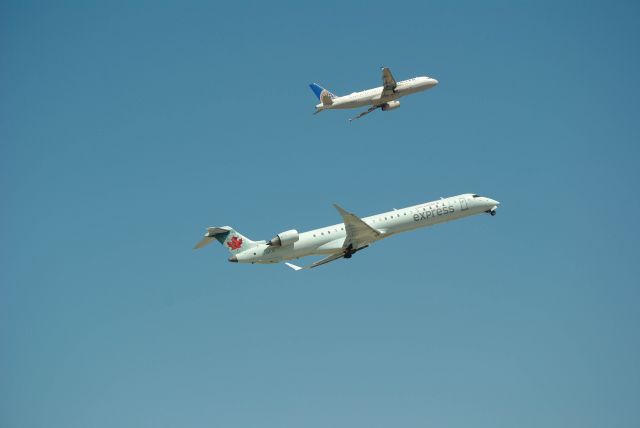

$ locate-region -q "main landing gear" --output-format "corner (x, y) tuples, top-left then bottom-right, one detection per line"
(344, 244), (355, 259)
(343, 244), (368, 259)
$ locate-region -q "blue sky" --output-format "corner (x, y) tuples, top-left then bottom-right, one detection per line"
(2, 1), (639, 427)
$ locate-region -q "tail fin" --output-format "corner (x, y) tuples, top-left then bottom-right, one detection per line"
(193, 226), (258, 254)
(309, 83), (335, 106)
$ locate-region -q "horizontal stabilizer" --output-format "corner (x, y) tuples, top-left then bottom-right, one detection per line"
(194, 236), (214, 250)
(193, 227), (231, 250)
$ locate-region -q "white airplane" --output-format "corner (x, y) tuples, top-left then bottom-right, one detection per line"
(310, 67), (438, 121)
(194, 193), (499, 270)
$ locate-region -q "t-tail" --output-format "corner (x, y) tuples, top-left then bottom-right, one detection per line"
(309, 82), (335, 110)
(193, 226), (258, 261)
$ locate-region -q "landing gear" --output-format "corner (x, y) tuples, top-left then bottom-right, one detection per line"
(342, 244), (369, 259)
(485, 207), (497, 216)
(344, 244), (355, 258)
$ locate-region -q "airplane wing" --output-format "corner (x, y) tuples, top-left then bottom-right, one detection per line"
(285, 252), (346, 270)
(284, 205), (379, 271)
(349, 105), (380, 122)
(333, 203), (381, 249)
(381, 67), (397, 96)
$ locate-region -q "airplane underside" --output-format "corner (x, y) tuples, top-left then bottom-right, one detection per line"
(310, 68), (438, 122)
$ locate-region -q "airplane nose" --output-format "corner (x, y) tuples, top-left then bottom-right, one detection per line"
(431, 78), (439, 86)
(490, 199), (500, 206)
(228, 255), (238, 263)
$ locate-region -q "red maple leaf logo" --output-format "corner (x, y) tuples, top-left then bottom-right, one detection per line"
(227, 236), (243, 250)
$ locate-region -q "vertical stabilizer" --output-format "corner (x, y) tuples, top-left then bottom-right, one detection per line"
(309, 83), (335, 106)
(194, 226), (257, 254)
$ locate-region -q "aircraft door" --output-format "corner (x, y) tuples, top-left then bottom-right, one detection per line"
(459, 198), (468, 211)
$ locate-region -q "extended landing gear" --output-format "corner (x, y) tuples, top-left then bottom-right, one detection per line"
(485, 208), (497, 216)
(491, 210), (496, 216)
(343, 244), (368, 259)
(344, 244), (355, 258)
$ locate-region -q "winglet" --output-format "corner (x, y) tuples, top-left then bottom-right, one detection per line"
(285, 262), (304, 271)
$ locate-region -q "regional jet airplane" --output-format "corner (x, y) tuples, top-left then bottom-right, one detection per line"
(194, 193), (499, 270)
(310, 67), (438, 121)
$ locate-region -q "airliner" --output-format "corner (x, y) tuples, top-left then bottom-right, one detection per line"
(310, 67), (438, 121)
(194, 193), (499, 270)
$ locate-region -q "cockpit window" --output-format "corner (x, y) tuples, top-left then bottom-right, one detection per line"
(472, 194), (480, 198)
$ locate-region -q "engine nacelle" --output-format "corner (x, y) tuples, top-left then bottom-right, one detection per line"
(382, 100), (401, 111)
(267, 229), (299, 247)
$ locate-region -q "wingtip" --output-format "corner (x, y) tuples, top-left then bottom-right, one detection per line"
(285, 262), (304, 271)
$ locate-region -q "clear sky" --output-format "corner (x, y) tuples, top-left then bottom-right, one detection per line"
(2, 1), (639, 427)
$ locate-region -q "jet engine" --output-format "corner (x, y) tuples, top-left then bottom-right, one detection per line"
(267, 229), (299, 247)
(382, 101), (401, 111)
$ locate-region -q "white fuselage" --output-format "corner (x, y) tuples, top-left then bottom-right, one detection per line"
(316, 76), (438, 110)
(234, 194), (499, 264)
